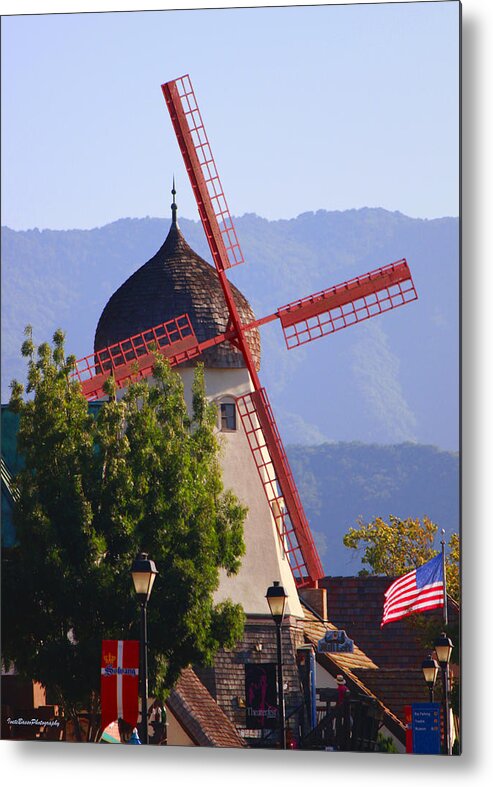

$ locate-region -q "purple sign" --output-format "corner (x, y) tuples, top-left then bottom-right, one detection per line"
(245, 663), (278, 730)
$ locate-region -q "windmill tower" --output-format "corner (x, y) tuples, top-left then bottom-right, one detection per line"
(71, 75), (418, 743)
(73, 74), (417, 599)
(92, 183), (304, 617)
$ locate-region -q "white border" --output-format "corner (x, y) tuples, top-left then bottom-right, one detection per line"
(1, 0), (491, 782)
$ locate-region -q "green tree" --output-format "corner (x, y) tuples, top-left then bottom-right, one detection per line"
(445, 532), (460, 604)
(343, 514), (439, 576)
(2, 327), (246, 739)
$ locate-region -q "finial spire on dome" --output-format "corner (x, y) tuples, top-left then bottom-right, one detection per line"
(171, 176), (179, 228)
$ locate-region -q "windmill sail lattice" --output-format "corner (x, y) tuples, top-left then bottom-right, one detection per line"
(72, 315), (200, 400)
(278, 259), (417, 349)
(236, 388), (324, 584)
(162, 75), (244, 270)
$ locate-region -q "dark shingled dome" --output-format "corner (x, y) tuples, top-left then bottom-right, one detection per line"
(94, 222), (261, 370)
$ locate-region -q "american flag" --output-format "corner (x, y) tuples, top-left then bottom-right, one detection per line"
(381, 553), (445, 627)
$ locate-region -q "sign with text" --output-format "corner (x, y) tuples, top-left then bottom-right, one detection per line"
(100, 640), (140, 732)
(411, 702), (441, 754)
(317, 629), (354, 653)
(245, 663), (278, 730)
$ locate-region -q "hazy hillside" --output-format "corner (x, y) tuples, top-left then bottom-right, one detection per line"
(1, 208), (459, 449)
(286, 441), (459, 576)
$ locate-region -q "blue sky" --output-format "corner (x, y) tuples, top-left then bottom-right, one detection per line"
(1, 1), (459, 230)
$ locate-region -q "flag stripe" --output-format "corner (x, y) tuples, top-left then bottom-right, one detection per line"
(117, 640), (123, 720)
(384, 598), (444, 618)
(101, 640), (140, 731)
(383, 600), (444, 623)
(381, 554), (444, 627)
(385, 586), (441, 602)
(385, 572), (415, 599)
(382, 594), (444, 621)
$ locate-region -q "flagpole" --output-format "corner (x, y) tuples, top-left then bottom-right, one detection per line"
(441, 529), (448, 626)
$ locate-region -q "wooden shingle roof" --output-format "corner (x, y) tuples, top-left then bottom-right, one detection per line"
(94, 223), (261, 370)
(167, 667), (246, 748)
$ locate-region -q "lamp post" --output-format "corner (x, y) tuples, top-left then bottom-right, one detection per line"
(434, 632), (453, 755)
(131, 552), (158, 745)
(266, 580), (287, 750)
(421, 654), (439, 703)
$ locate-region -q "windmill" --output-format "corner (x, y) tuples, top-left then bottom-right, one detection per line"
(71, 74), (417, 590)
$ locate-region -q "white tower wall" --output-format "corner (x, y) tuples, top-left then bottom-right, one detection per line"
(176, 366), (304, 619)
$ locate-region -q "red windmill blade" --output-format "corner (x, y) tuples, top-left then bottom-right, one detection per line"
(249, 258), (418, 350)
(72, 314), (200, 400)
(161, 74), (418, 588)
(162, 75), (244, 271)
(235, 386), (322, 585)
(162, 74), (328, 586)
(277, 259), (417, 349)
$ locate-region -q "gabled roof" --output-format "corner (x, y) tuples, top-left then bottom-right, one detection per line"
(1, 406), (23, 475)
(167, 667), (245, 748)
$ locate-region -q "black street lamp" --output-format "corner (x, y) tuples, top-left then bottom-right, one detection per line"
(434, 632), (453, 755)
(131, 552), (158, 745)
(421, 654), (439, 703)
(266, 580), (287, 750)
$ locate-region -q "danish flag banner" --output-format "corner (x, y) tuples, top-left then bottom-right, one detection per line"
(100, 640), (140, 732)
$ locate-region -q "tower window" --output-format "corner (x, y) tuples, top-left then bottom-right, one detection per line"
(220, 402), (236, 431)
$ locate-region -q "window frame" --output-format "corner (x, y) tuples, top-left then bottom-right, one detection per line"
(218, 399), (237, 432)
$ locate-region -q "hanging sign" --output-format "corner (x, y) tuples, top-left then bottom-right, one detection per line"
(100, 640), (140, 732)
(317, 629), (354, 653)
(244, 663), (278, 730)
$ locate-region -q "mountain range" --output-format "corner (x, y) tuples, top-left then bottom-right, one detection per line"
(1, 208), (459, 574)
(286, 441), (459, 575)
(1, 208), (459, 450)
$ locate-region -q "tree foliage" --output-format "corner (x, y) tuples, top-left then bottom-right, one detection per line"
(445, 531), (460, 604)
(3, 327), (247, 734)
(343, 514), (437, 576)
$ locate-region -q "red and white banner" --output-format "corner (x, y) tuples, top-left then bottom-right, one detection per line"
(100, 640), (139, 732)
